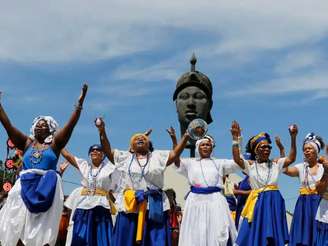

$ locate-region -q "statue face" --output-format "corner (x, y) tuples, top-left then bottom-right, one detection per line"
(176, 86), (210, 126)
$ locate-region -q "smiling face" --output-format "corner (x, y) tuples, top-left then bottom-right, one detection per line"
(176, 86), (210, 126)
(255, 141), (272, 162)
(131, 134), (149, 154)
(198, 139), (213, 158)
(34, 119), (51, 142)
(90, 148), (105, 166)
(303, 143), (318, 163)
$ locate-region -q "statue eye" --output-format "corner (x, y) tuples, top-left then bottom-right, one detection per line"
(194, 92), (206, 99)
(178, 92), (190, 100)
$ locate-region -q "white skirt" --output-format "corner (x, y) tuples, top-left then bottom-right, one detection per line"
(0, 169), (64, 246)
(179, 191), (237, 246)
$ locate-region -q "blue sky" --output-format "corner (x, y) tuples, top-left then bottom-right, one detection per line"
(0, 0), (328, 211)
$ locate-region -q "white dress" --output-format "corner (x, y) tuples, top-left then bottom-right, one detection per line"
(0, 169), (64, 246)
(294, 163), (324, 190)
(64, 157), (116, 246)
(113, 149), (171, 213)
(176, 157), (240, 246)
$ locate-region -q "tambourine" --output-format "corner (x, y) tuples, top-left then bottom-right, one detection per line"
(187, 118), (208, 140)
(3, 181), (12, 192)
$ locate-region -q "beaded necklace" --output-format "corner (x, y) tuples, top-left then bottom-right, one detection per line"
(199, 158), (219, 187)
(29, 142), (49, 167)
(254, 159), (272, 187)
(128, 153), (150, 188)
(304, 162), (320, 191)
(87, 162), (105, 194)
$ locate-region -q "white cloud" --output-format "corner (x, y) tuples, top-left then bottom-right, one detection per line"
(0, 0), (327, 63)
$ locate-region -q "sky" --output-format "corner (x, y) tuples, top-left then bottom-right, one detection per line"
(0, 0), (328, 211)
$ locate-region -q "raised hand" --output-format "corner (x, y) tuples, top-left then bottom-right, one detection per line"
(166, 126), (176, 138)
(77, 83), (88, 107)
(288, 124), (298, 137)
(231, 120), (241, 139)
(144, 129), (153, 136)
(95, 117), (105, 132)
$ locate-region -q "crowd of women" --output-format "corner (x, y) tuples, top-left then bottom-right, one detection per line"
(0, 83), (328, 246)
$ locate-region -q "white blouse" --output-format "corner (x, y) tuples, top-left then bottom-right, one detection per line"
(244, 158), (286, 189)
(64, 157), (116, 210)
(294, 163), (324, 189)
(177, 158), (240, 188)
(112, 149), (171, 212)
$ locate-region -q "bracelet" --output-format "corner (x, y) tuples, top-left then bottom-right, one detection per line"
(232, 143), (239, 148)
(75, 104), (83, 111)
(232, 140), (240, 145)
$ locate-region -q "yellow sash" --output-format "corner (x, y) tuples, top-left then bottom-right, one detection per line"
(299, 187), (318, 195)
(123, 189), (147, 243)
(80, 188), (117, 215)
(241, 185), (278, 223)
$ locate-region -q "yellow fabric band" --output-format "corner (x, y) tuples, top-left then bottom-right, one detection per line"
(81, 188), (117, 215)
(241, 185), (278, 223)
(299, 187), (318, 195)
(123, 189), (147, 243)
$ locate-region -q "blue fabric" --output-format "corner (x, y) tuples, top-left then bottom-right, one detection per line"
(135, 189), (164, 223)
(142, 211), (171, 246)
(236, 190), (289, 246)
(235, 176), (251, 228)
(112, 211), (171, 246)
(190, 186), (221, 194)
(225, 196), (237, 211)
(314, 221), (328, 246)
(72, 206), (113, 246)
(23, 145), (58, 170)
(289, 194), (321, 246)
(20, 170), (57, 213)
(112, 212), (138, 246)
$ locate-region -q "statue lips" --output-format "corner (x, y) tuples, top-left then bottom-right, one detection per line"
(185, 111), (197, 121)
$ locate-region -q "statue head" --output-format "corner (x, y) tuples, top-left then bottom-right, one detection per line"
(173, 54), (213, 136)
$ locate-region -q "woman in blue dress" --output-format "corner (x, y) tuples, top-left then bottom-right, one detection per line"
(0, 84), (88, 246)
(231, 120), (298, 246)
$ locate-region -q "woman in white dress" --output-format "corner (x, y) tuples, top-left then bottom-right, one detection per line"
(175, 134), (239, 246)
(62, 118), (116, 246)
(0, 84), (88, 246)
(108, 129), (190, 246)
(231, 121), (298, 246)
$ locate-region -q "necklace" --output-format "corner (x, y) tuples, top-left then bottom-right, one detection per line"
(87, 162), (104, 194)
(199, 158), (218, 187)
(304, 162), (318, 191)
(254, 160), (272, 187)
(128, 153), (150, 187)
(29, 143), (49, 166)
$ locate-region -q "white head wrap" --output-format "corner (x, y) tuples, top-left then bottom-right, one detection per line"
(195, 135), (215, 157)
(303, 132), (323, 154)
(30, 116), (59, 144)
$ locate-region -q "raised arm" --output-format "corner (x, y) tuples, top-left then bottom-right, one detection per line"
(95, 118), (114, 164)
(283, 124), (298, 168)
(275, 136), (286, 158)
(53, 84), (88, 154)
(231, 121), (245, 169)
(283, 166), (299, 177)
(166, 132), (190, 166)
(61, 148), (79, 170)
(0, 93), (29, 150)
(166, 126), (180, 167)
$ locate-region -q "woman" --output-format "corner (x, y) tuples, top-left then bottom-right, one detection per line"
(314, 152), (328, 245)
(61, 118), (116, 246)
(109, 128), (189, 246)
(0, 84), (88, 246)
(284, 133), (325, 246)
(174, 134), (239, 246)
(231, 121), (297, 246)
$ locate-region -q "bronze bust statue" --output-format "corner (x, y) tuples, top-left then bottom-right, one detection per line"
(173, 54), (213, 155)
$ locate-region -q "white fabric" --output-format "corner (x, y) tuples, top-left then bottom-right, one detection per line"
(68, 157), (116, 210)
(294, 163), (324, 189)
(316, 199), (328, 223)
(29, 116), (59, 143)
(64, 158), (116, 246)
(113, 149), (171, 212)
(0, 169), (63, 246)
(243, 158), (286, 189)
(176, 158), (238, 246)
